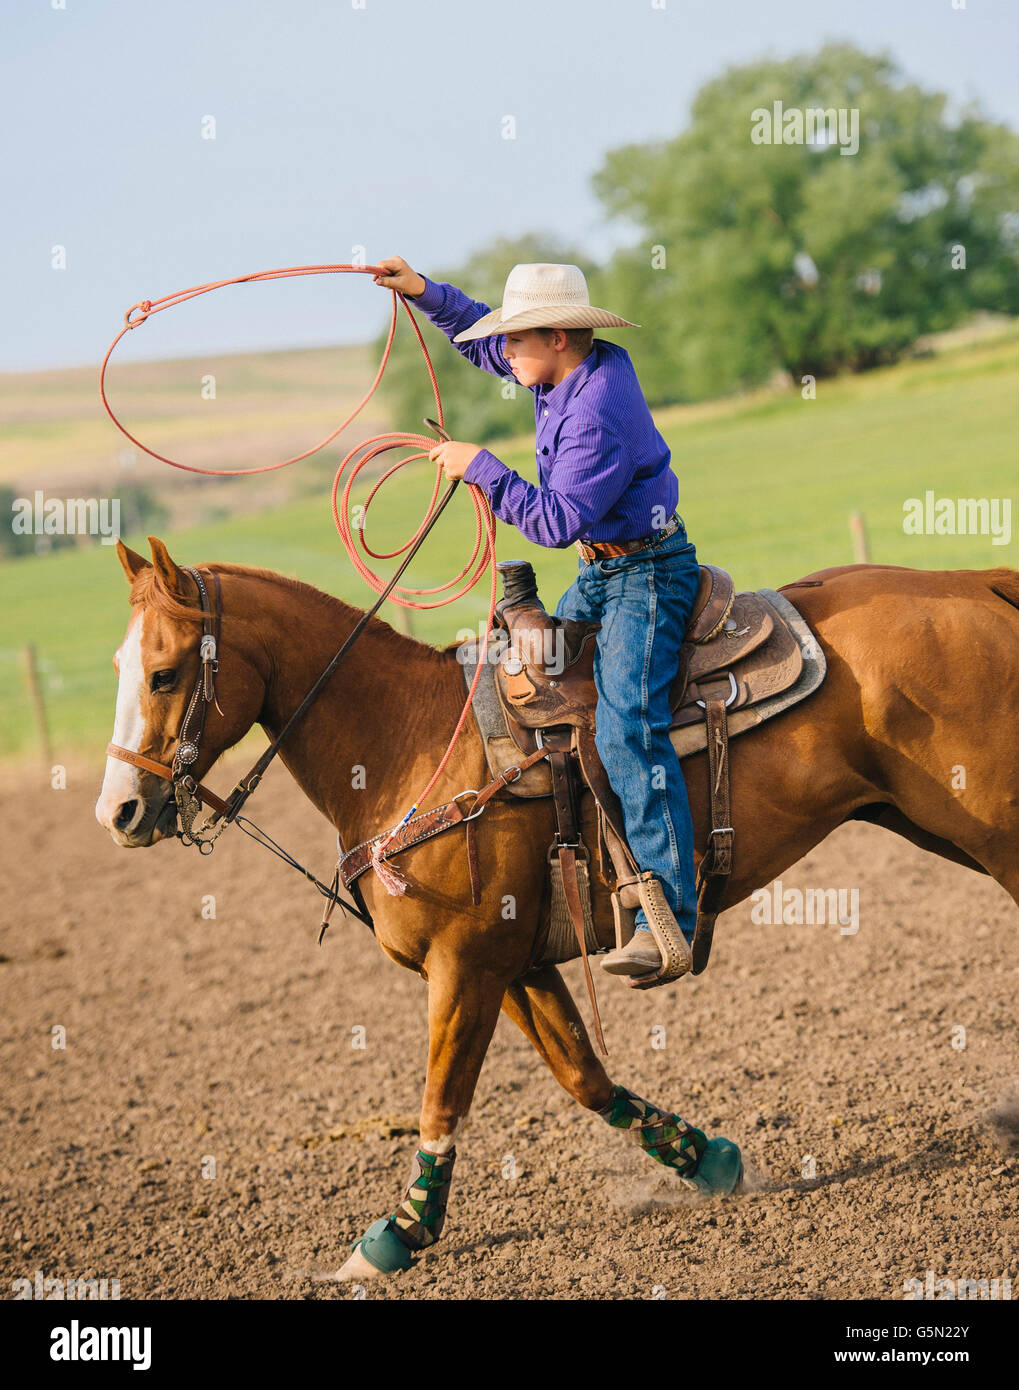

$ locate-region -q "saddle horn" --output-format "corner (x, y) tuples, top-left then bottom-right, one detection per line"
(495, 560), (541, 624)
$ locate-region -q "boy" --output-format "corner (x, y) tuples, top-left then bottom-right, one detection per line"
(373, 257), (701, 978)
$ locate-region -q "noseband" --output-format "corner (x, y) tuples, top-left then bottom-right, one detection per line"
(106, 567), (230, 849)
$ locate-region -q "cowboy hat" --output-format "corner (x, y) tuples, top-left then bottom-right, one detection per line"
(451, 263), (639, 342)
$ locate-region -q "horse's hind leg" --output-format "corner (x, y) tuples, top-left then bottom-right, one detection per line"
(501, 965), (613, 1110)
(501, 966), (743, 1194)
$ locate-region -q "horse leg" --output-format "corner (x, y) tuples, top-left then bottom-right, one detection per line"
(335, 961), (506, 1281)
(501, 965), (743, 1194)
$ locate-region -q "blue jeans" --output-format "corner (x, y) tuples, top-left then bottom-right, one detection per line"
(554, 523), (701, 940)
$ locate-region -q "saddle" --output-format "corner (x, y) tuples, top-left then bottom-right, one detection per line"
(478, 559), (826, 995)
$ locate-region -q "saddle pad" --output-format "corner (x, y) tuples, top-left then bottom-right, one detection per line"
(456, 588), (826, 788)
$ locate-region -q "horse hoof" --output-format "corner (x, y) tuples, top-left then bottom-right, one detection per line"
(332, 1245), (388, 1282)
(686, 1137), (743, 1197)
(347, 1217), (415, 1275)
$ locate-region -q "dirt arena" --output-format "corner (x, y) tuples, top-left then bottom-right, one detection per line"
(1, 757), (1016, 1301)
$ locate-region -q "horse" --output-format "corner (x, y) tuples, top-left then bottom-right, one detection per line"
(95, 537), (1019, 1280)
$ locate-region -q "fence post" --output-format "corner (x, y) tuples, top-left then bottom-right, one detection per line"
(22, 643), (52, 764)
(848, 511), (871, 564)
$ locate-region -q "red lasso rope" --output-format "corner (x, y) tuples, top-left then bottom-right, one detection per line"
(100, 264), (500, 890)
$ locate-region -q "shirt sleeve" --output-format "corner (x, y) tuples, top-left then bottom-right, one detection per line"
(462, 420), (634, 548)
(408, 277), (513, 381)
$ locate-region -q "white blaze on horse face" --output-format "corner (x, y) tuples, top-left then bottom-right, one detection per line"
(95, 611), (146, 829)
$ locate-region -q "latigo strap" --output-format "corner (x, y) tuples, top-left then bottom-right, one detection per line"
(690, 694), (734, 974)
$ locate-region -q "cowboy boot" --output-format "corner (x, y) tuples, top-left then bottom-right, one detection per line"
(600, 928), (663, 976)
(600, 872), (693, 982)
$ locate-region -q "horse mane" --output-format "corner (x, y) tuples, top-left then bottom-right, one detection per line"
(129, 561), (449, 664)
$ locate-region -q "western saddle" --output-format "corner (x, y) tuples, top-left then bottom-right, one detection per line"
(481, 558), (825, 1016)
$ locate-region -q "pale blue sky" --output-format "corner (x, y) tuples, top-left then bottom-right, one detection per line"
(3, 0), (1016, 371)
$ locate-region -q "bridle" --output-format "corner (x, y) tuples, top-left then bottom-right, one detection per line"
(106, 566), (231, 848)
(105, 561), (383, 930)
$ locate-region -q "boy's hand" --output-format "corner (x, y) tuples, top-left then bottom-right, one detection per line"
(373, 256), (427, 298)
(429, 441), (482, 481)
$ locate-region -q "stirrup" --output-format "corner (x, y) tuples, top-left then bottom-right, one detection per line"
(621, 873), (693, 990)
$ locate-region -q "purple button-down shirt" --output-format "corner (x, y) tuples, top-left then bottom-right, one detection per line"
(410, 276), (678, 548)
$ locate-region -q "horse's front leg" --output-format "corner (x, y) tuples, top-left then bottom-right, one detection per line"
(335, 959), (506, 1281)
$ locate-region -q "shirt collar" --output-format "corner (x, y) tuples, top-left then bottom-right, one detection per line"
(536, 343), (599, 415)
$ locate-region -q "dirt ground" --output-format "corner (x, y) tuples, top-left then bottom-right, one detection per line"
(1, 756), (1016, 1301)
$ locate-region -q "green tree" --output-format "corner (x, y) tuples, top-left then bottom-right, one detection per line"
(374, 233), (599, 445)
(592, 43), (1019, 401)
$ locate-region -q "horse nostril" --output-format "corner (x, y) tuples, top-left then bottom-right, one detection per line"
(114, 799), (139, 832)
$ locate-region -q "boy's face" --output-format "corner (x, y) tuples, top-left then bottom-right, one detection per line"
(502, 328), (562, 388)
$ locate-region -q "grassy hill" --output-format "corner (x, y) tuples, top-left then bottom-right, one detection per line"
(2, 325), (1017, 759)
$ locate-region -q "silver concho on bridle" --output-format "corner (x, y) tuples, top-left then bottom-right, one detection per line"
(175, 740), (199, 767)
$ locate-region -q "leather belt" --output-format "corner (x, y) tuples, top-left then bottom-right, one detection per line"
(575, 511), (682, 563)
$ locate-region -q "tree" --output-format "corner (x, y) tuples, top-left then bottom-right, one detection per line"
(591, 43), (1019, 402)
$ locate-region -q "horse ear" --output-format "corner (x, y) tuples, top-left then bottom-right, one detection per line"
(116, 539), (150, 584)
(148, 535), (187, 598)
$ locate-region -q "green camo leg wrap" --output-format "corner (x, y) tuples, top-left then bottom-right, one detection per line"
(387, 1147), (456, 1251)
(597, 1083), (707, 1179)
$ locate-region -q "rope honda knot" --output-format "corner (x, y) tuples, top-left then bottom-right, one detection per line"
(124, 300), (152, 328)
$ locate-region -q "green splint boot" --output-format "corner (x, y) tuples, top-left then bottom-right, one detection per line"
(685, 1137), (743, 1196)
(352, 1217), (414, 1273)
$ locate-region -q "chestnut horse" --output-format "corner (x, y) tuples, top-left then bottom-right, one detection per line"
(96, 538), (1019, 1280)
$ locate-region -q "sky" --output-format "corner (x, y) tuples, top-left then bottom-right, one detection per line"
(2, 0), (1017, 372)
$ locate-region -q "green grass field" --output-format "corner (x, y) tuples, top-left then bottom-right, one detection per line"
(2, 327), (1017, 759)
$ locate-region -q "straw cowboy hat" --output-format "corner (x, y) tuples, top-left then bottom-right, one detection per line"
(451, 263), (639, 342)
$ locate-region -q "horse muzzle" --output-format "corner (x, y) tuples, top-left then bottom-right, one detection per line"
(96, 787), (177, 847)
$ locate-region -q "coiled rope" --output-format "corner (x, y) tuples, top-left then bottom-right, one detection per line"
(100, 264), (499, 892)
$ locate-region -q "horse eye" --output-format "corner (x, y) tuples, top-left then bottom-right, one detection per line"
(150, 669), (177, 693)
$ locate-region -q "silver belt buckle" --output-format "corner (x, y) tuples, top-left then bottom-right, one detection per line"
(646, 512), (679, 549)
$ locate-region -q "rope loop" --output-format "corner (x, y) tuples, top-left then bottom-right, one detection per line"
(100, 263), (502, 854)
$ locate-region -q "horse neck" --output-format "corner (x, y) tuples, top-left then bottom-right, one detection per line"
(223, 568), (481, 849)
